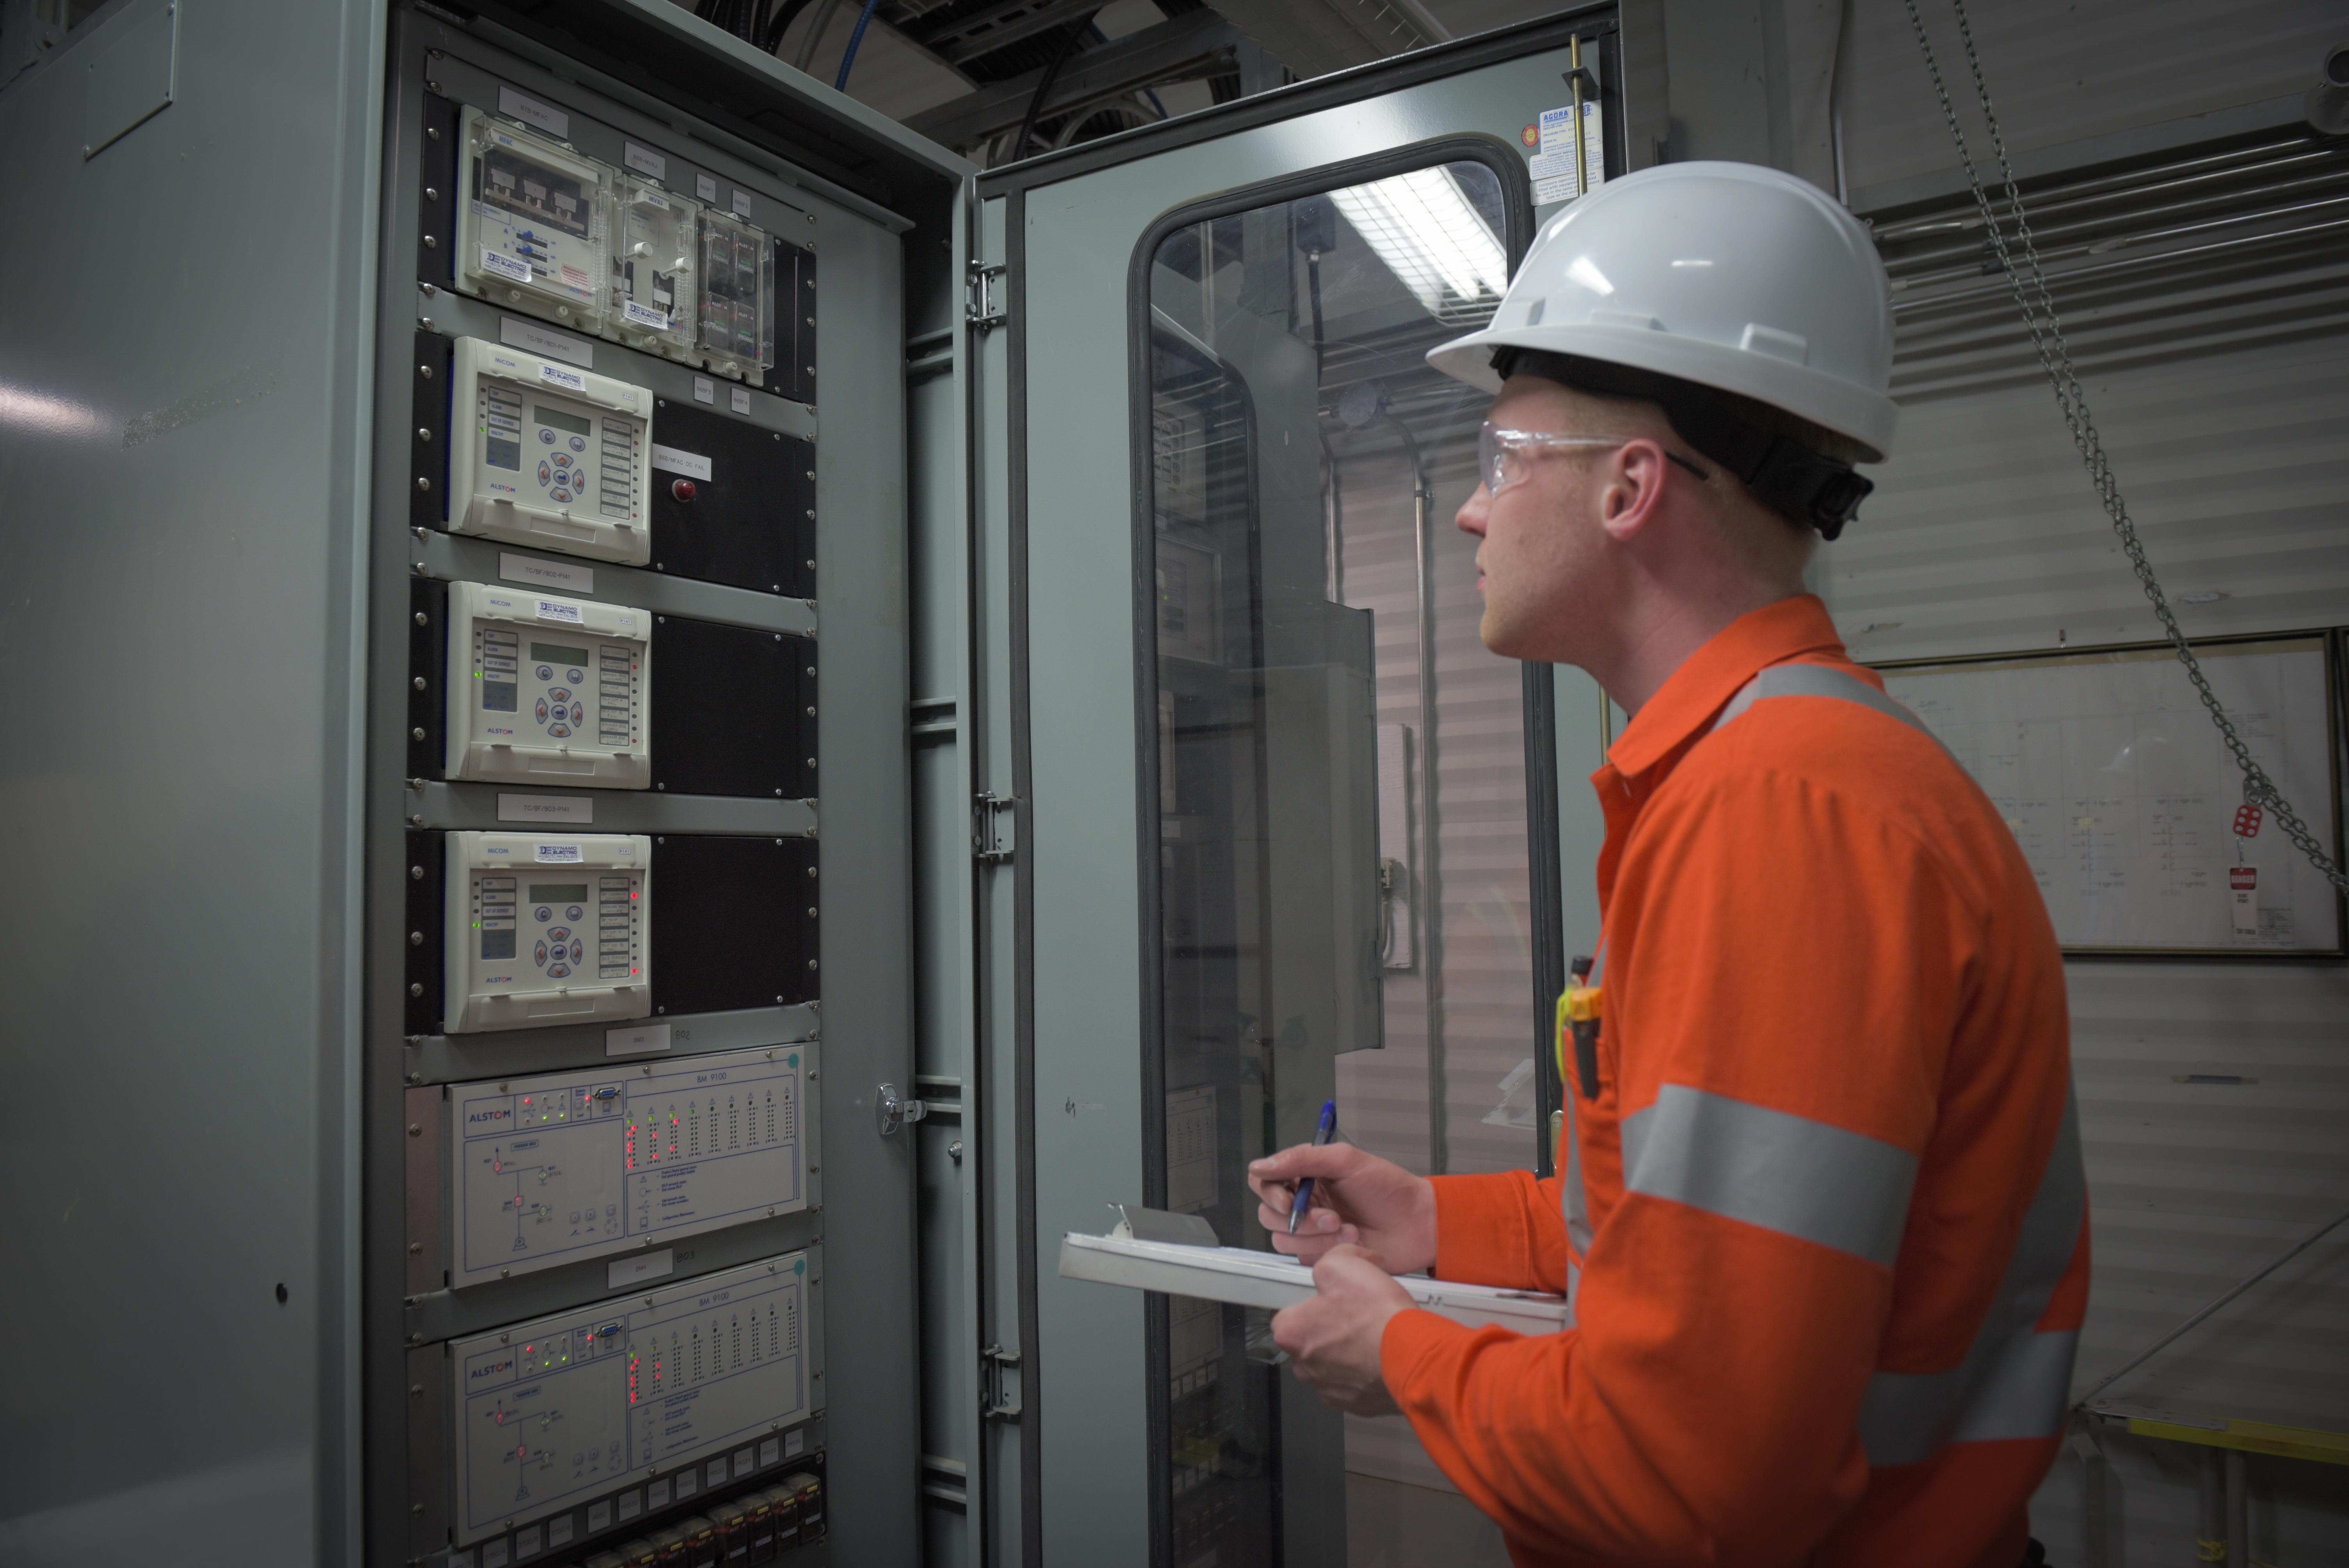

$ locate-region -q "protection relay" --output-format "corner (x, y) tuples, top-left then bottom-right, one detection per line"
(448, 336), (652, 565)
(443, 580), (650, 788)
(608, 173), (701, 363)
(444, 831), (651, 1033)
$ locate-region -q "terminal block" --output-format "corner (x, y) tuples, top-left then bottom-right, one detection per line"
(608, 174), (702, 362)
(455, 106), (613, 333)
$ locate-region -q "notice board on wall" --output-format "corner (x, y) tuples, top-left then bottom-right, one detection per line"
(1878, 637), (2343, 955)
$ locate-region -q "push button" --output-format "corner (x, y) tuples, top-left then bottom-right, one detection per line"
(535, 941), (548, 967)
(571, 940), (585, 962)
(535, 907), (552, 923)
(553, 453), (572, 471)
(548, 928), (570, 943)
(552, 487), (573, 502)
(549, 688), (570, 703)
(538, 461), (552, 485)
(567, 668), (585, 684)
(549, 962), (571, 978)
(566, 905), (583, 921)
(550, 722), (571, 737)
(536, 699), (549, 722)
(539, 428), (556, 444)
(569, 436), (586, 452)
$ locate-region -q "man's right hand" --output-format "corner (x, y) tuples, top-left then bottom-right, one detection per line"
(1248, 1142), (1438, 1274)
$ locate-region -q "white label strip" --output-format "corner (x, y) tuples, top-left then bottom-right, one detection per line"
(535, 596), (584, 623)
(538, 362), (586, 392)
(731, 188), (751, 217)
(621, 298), (670, 331)
(479, 247), (531, 285)
(499, 315), (593, 367)
(695, 173), (718, 203)
(622, 141), (666, 180)
(496, 86), (569, 139)
(650, 444), (712, 481)
(533, 843), (584, 863)
(730, 386), (751, 415)
(497, 551), (593, 593)
(608, 1248), (675, 1288)
(497, 793), (593, 825)
(693, 375), (715, 404)
(606, 1022), (672, 1057)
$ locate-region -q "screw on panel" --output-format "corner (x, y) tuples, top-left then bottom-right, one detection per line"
(424, 188), (438, 202)
(408, 1123), (422, 1137)
(410, 866), (424, 880)
(409, 1241), (422, 1254)
(419, 363), (433, 379)
(419, 283), (436, 298)
(409, 983), (423, 997)
(415, 476), (432, 492)
(413, 676), (428, 691)
(414, 611), (428, 625)
(410, 931), (423, 946)
(422, 235), (437, 249)
(417, 427), (432, 443)
(411, 727), (426, 741)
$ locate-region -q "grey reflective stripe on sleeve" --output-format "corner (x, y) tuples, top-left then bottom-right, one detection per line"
(1620, 1084), (1918, 1267)
(1713, 662), (1953, 760)
(1561, 1089), (1593, 1256)
(1859, 1088), (2086, 1465)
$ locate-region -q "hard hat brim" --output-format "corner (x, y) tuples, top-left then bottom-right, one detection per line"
(1428, 322), (1898, 464)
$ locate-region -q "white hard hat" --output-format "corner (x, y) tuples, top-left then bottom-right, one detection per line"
(1429, 160), (1899, 470)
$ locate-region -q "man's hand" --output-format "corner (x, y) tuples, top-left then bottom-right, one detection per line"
(1271, 1245), (1415, 1415)
(1248, 1141), (1438, 1272)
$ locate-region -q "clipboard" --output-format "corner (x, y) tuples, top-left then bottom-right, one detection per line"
(1058, 1206), (1572, 1336)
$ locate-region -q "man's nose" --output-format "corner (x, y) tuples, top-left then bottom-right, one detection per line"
(1456, 482), (1491, 537)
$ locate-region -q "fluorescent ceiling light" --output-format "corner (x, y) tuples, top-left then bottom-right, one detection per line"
(1328, 167), (1510, 324)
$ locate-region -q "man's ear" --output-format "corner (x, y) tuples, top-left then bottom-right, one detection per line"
(1597, 438), (1672, 543)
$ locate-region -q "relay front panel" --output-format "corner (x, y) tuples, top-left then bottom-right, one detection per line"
(445, 581), (650, 788)
(449, 1252), (818, 1547)
(443, 1045), (812, 1289)
(445, 831), (651, 1033)
(448, 337), (652, 565)
(456, 107), (613, 333)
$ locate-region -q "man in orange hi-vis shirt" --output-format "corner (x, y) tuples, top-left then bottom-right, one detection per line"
(1249, 162), (2086, 1568)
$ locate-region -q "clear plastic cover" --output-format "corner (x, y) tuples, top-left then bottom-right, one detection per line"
(608, 175), (699, 360)
(456, 107), (612, 332)
(695, 209), (777, 380)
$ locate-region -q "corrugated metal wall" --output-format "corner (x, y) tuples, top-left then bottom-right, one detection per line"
(1830, 114), (2349, 1563)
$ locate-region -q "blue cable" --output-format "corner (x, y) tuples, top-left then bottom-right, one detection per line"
(835, 0), (881, 90)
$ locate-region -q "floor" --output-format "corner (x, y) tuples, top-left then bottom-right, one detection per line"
(1346, 1473), (1512, 1567)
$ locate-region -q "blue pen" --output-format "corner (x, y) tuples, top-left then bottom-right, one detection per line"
(1288, 1099), (1339, 1235)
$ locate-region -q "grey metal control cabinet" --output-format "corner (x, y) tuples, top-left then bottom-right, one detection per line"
(0, 3), (1621, 1564)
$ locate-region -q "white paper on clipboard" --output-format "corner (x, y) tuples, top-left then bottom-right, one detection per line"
(1059, 1230), (1572, 1336)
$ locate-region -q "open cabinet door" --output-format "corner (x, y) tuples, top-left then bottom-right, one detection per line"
(966, 12), (1627, 1565)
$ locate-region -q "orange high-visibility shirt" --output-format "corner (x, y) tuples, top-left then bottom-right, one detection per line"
(1382, 595), (2087, 1568)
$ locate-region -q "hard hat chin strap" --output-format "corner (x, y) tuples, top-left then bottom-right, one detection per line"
(1491, 348), (1873, 541)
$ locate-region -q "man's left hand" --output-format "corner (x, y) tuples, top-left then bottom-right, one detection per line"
(1271, 1244), (1415, 1415)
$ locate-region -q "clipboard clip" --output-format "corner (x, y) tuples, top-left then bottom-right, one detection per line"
(1107, 1203), (1219, 1245)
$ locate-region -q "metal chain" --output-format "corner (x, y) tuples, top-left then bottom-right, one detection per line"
(1903, 0), (2348, 896)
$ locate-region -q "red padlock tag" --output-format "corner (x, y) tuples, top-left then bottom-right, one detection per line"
(2232, 803), (2263, 838)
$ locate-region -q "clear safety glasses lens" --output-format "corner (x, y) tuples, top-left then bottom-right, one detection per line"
(1477, 425), (1627, 497)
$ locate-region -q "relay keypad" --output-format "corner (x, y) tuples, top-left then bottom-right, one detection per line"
(445, 832), (651, 1033)
(444, 582), (650, 788)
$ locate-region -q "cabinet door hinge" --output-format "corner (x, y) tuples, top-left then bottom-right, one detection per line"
(973, 793), (1016, 862)
(966, 262), (1007, 331)
(982, 1342), (1022, 1420)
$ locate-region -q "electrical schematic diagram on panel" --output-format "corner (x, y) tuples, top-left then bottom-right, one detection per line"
(450, 1253), (818, 1546)
(443, 1046), (813, 1289)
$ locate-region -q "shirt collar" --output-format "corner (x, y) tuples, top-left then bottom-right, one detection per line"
(1603, 594), (1851, 780)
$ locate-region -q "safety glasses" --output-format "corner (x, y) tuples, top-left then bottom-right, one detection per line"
(1477, 423), (1713, 498)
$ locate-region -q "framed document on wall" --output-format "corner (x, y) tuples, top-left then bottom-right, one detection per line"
(1874, 634), (2344, 956)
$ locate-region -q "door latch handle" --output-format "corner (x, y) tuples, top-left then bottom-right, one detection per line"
(877, 1082), (930, 1136)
